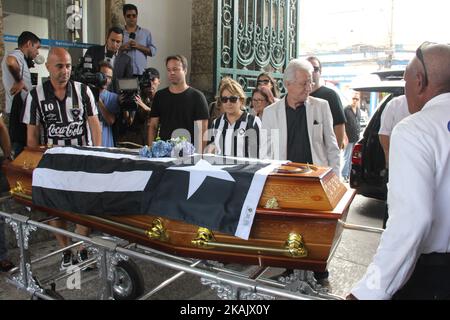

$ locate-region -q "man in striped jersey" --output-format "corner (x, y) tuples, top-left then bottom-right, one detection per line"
(23, 47), (102, 148)
(22, 47), (102, 270)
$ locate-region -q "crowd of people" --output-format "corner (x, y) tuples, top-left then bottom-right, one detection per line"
(0, 3), (449, 300)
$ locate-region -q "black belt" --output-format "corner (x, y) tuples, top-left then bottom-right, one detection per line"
(417, 252), (450, 267)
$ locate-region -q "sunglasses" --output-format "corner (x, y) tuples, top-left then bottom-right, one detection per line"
(220, 96), (239, 103)
(257, 79), (270, 85)
(416, 43), (429, 87)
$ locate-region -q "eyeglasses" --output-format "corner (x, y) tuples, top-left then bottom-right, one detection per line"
(252, 98), (267, 103)
(313, 66), (321, 73)
(257, 79), (270, 85)
(126, 13), (137, 18)
(416, 41), (435, 87)
(220, 96), (239, 103)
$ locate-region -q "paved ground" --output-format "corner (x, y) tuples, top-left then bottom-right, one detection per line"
(0, 194), (384, 300)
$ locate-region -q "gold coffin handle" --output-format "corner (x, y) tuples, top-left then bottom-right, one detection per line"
(191, 228), (308, 258)
(145, 218), (168, 241)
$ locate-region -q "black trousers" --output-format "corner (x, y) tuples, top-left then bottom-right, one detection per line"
(393, 253), (450, 300)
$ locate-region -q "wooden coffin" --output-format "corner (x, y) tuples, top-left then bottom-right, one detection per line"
(2, 147), (355, 272)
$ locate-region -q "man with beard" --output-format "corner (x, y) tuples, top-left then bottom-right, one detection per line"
(147, 55), (209, 152)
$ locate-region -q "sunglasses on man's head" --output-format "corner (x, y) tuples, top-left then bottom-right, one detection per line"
(220, 96), (239, 103)
(415, 41), (436, 87)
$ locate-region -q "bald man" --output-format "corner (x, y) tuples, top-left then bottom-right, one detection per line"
(22, 47), (102, 270)
(23, 47), (101, 148)
(349, 43), (450, 300)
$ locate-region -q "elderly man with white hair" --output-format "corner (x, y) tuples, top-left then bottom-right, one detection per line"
(261, 58), (340, 175)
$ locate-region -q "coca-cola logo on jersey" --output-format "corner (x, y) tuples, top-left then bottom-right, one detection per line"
(48, 121), (84, 138)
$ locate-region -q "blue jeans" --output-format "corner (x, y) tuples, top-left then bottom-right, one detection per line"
(341, 142), (355, 179)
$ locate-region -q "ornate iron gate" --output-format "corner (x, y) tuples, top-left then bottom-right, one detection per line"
(215, 0), (300, 95)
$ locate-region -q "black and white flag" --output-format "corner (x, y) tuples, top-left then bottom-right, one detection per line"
(32, 147), (284, 239)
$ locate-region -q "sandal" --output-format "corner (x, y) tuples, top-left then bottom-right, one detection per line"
(0, 259), (15, 272)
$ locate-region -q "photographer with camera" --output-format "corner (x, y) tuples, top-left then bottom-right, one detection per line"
(116, 67), (160, 146)
(98, 61), (121, 147)
(120, 4), (157, 77)
(84, 27), (133, 93)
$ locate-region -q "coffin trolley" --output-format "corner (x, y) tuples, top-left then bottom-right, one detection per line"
(1, 146), (381, 300)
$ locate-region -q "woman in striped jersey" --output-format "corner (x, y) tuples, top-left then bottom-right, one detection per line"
(207, 78), (261, 158)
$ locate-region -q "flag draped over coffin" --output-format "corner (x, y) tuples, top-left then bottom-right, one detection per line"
(32, 146), (284, 239)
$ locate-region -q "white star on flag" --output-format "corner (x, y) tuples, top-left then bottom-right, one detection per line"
(168, 159), (236, 199)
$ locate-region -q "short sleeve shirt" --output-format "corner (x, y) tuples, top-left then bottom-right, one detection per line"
(150, 87), (209, 143)
(310, 86), (346, 126)
(22, 80), (98, 146)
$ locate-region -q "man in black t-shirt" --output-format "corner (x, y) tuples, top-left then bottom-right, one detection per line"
(307, 56), (346, 149)
(148, 55), (209, 152)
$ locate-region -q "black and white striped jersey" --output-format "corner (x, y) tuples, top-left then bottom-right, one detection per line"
(22, 80), (98, 147)
(209, 112), (261, 158)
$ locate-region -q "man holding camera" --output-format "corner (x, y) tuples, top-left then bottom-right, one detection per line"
(22, 47), (102, 270)
(98, 61), (121, 147)
(120, 4), (157, 76)
(116, 67), (161, 146)
(84, 26), (133, 93)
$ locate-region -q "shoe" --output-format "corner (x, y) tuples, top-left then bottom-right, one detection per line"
(0, 259), (15, 272)
(60, 250), (76, 271)
(314, 270), (329, 280)
(77, 248), (95, 271)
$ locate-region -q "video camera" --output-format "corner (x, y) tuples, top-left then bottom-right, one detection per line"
(71, 55), (108, 101)
(118, 68), (156, 110)
(117, 78), (140, 111)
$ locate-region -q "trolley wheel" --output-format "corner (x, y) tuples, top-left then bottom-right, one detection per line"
(112, 259), (144, 300)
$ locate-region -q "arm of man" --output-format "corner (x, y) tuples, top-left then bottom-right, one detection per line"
(87, 115), (102, 146)
(378, 100), (396, 168)
(323, 105), (340, 175)
(27, 124), (40, 147)
(134, 42), (152, 56)
(6, 56), (27, 96)
(378, 134), (390, 167)
(98, 98), (116, 126)
(333, 123), (346, 149)
(260, 109), (274, 160)
(147, 117), (159, 146)
(351, 123), (434, 299)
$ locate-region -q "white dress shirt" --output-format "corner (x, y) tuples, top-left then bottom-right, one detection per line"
(352, 93), (450, 299)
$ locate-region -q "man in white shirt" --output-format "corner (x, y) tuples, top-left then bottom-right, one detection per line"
(378, 94), (410, 168)
(349, 43), (450, 300)
(378, 94), (411, 228)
